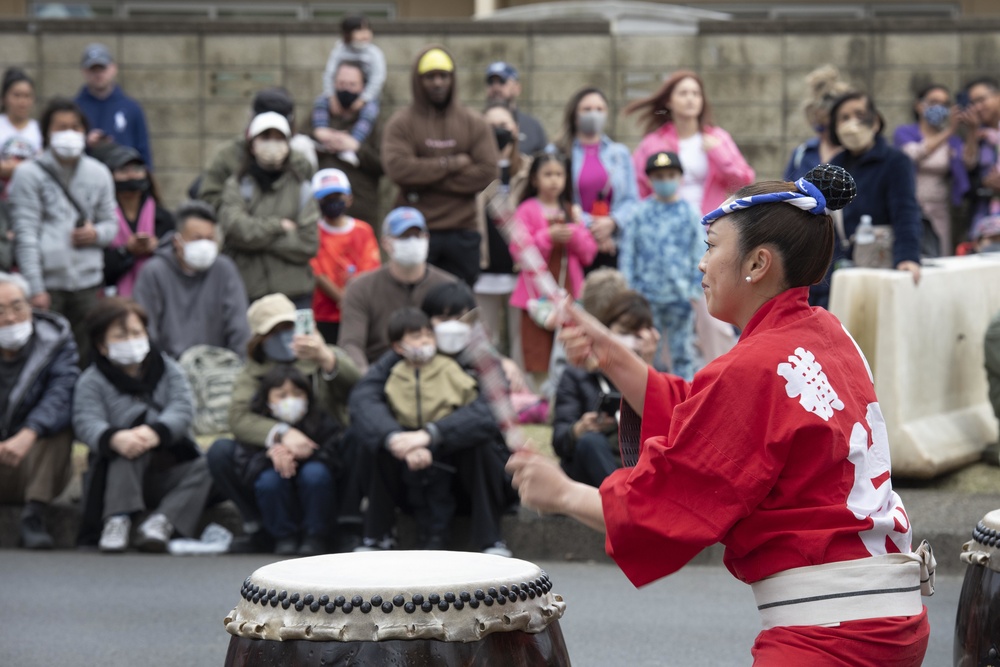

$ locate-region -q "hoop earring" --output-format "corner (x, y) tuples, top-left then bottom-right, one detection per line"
(745, 276), (752, 283)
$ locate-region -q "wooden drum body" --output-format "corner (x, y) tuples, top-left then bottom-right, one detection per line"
(955, 510), (1000, 666)
(224, 551), (571, 666)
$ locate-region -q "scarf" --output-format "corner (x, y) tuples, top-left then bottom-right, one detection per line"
(111, 195), (157, 297)
(94, 343), (167, 401)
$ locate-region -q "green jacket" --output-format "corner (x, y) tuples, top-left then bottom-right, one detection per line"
(198, 137), (315, 211)
(219, 170), (320, 301)
(228, 347), (359, 447)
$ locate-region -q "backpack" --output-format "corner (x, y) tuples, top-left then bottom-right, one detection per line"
(178, 345), (244, 435)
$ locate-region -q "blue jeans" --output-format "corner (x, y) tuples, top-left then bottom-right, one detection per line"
(254, 460), (335, 540)
(561, 432), (619, 488)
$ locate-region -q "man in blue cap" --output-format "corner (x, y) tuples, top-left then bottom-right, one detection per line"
(74, 43), (153, 168)
(337, 206), (457, 373)
(485, 61), (548, 155)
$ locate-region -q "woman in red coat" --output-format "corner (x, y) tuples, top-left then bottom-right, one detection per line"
(507, 165), (933, 665)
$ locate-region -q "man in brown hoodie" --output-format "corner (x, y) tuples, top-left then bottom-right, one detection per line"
(382, 45), (499, 287)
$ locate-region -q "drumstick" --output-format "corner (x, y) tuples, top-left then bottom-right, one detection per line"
(455, 181), (570, 452)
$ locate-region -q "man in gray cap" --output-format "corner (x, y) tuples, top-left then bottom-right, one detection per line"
(485, 61), (547, 155)
(74, 42), (153, 168)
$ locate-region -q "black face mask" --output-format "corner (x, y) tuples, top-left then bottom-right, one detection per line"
(116, 178), (149, 193)
(336, 90), (360, 110)
(493, 127), (513, 151)
(320, 198), (348, 220)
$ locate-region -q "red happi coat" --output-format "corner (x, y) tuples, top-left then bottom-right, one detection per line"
(600, 287), (928, 664)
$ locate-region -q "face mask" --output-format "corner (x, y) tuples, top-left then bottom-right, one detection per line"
(269, 396), (308, 424)
(611, 333), (639, 351)
(434, 320), (471, 355)
(392, 236), (429, 267)
(577, 110), (607, 136)
(837, 118), (877, 153)
(107, 336), (150, 366)
(0, 319), (33, 351)
(182, 239), (219, 272)
(50, 130), (85, 159)
(115, 178), (149, 193)
(262, 329), (296, 363)
(320, 198), (348, 220)
(402, 342), (436, 365)
(651, 179), (679, 199)
(493, 127), (513, 151)
(336, 90), (360, 110)
(253, 138), (290, 170)
(923, 104), (950, 129)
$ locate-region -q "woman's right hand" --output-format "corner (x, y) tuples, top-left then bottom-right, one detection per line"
(281, 428), (318, 460)
(556, 297), (617, 372)
(549, 223), (574, 244)
(110, 428), (152, 459)
(268, 444), (298, 479)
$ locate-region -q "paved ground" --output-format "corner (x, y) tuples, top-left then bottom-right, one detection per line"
(0, 550), (963, 666)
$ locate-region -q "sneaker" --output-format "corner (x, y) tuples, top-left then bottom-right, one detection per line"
(99, 515), (131, 553)
(482, 541), (513, 558)
(297, 535), (328, 557)
(274, 537), (299, 556)
(353, 535), (397, 553)
(20, 511), (54, 550)
(136, 513), (173, 553)
(229, 531), (274, 554)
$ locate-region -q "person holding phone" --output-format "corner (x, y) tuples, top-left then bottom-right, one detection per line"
(97, 144), (174, 297)
(551, 289), (658, 487)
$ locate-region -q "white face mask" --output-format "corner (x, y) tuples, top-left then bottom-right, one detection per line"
(253, 138), (290, 169)
(392, 237), (429, 267)
(0, 319), (33, 351)
(107, 336), (150, 366)
(182, 239), (219, 272)
(269, 396), (308, 425)
(434, 320), (471, 355)
(837, 119), (877, 154)
(577, 110), (607, 136)
(50, 130), (86, 159)
(402, 342), (436, 365)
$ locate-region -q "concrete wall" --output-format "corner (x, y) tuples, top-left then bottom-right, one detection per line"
(2, 17), (999, 207)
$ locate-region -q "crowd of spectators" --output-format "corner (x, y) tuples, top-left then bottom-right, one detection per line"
(1, 17), (999, 556)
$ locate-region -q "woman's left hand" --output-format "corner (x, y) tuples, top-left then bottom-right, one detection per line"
(506, 449), (574, 515)
(132, 424), (161, 449)
(896, 260), (921, 285)
(589, 216), (616, 242)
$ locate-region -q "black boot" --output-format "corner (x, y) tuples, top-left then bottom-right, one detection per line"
(20, 505), (54, 550)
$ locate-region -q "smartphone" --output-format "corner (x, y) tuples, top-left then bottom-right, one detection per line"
(294, 308), (315, 337)
(956, 90), (970, 110)
(593, 390), (623, 416)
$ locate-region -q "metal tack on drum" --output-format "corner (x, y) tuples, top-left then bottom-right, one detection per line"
(223, 551), (571, 666)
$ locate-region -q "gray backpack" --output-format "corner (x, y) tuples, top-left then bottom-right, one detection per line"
(178, 345), (244, 435)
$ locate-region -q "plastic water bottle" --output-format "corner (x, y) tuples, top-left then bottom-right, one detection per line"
(855, 214), (875, 246)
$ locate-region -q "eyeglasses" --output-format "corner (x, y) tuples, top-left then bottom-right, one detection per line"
(0, 299), (29, 318)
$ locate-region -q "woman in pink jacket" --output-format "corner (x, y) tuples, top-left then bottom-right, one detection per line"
(509, 150), (597, 375)
(627, 70), (755, 215)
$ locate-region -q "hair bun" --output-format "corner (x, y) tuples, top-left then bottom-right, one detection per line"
(803, 164), (856, 211)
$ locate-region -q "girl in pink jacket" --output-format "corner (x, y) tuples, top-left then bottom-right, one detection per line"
(509, 151), (597, 374)
(627, 70), (755, 215)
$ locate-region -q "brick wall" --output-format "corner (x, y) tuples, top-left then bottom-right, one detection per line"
(2, 17), (999, 206)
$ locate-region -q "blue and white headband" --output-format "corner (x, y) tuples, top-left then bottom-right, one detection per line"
(701, 177), (828, 226)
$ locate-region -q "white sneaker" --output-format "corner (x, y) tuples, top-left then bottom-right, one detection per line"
(99, 515), (131, 553)
(137, 512), (173, 553)
(483, 541), (513, 558)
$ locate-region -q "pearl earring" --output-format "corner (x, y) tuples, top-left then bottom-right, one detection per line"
(745, 276), (752, 283)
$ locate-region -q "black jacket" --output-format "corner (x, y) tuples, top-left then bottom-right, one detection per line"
(0, 310), (79, 440)
(349, 349), (504, 456)
(240, 410), (343, 486)
(552, 366), (618, 463)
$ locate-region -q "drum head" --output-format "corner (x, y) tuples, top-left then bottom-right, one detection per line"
(225, 551), (566, 643)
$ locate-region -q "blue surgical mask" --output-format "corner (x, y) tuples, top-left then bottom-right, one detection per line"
(651, 179), (679, 200)
(922, 104), (950, 129)
(262, 330), (296, 362)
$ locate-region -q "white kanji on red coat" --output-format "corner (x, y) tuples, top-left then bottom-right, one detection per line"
(777, 347), (845, 421)
(847, 402), (911, 555)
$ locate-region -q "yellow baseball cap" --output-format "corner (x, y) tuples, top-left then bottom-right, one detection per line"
(417, 48), (454, 75)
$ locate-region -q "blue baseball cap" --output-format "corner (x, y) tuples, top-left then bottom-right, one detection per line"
(312, 168), (351, 199)
(485, 61), (518, 83)
(384, 207), (427, 237)
(81, 43), (114, 69)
